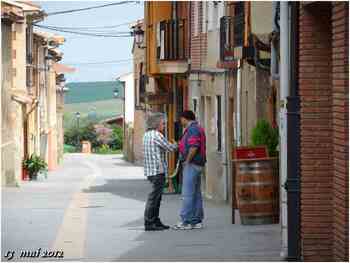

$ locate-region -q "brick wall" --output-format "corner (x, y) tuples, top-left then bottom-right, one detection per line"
(133, 109), (146, 165)
(331, 2), (349, 261)
(190, 1), (207, 71)
(299, 3), (349, 261)
(299, 4), (333, 261)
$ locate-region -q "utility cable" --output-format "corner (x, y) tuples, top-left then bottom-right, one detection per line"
(45, 1), (137, 16)
(34, 24), (133, 38)
(39, 21), (136, 30)
(37, 25), (131, 34)
(66, 59), (132, 65)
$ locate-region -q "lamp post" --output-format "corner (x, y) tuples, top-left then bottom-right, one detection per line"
(133, 27), (145, 49)
(76, 111), (80, 148)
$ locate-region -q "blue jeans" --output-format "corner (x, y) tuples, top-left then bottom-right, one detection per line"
(180, 163), (204, 224)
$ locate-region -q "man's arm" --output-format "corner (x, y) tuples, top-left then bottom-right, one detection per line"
(185, 147), (198, 163)
(154, 132), (178, 152)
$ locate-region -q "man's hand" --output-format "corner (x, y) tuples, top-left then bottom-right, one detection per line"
(185, 147), (198, 164)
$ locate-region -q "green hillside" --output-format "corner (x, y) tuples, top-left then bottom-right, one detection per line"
(64, 99), (123, 129)
(63, 81), (124, 129)
(65, 81), (123, 104)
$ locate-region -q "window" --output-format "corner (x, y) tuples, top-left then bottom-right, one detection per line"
(216, 95), (222, 152)
(212, 2), (218, 31)
(194, 1), (199, 36)
(26, 25), (33, 88)
(217, 2), (224, 29)
(234, 2), (245, 47)
(202, 1), (207, 33)
(192, 97), (199, 121)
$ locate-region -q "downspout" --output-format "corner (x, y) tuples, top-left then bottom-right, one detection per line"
(286, 2), (301, 261)
(223, 69), (229, 201)
(271, 2), (280, 80)
(236, 60), (242, 146)
(279, 2), (290, 259)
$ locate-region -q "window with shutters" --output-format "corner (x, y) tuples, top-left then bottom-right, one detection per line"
(234, 2), (245, 47)
(26, 24), (33, 90)
(194, 1), (199, 36)
(202, 2), (207, 33)
(157, 19), (187, 60)
(220, 16), (234, 61)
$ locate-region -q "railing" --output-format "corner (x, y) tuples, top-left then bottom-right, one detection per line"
(220, 16), (235, 62)
(157, 19), (187, 61)
(220, 2), (246, 62)
(234, 2), (245, 47)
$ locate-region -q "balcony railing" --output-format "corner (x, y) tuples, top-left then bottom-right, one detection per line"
(220, 16), (235, 62)
(157, 19), (187, 61)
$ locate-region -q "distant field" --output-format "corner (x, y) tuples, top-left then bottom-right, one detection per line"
(65, 81), (123, 104)
(64, 99), (123, 129)
(63, 81), (124, 129)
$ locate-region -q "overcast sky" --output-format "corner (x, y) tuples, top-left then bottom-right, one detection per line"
(35, 1), (144, 83)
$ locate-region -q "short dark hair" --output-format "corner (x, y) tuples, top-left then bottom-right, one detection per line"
(180, 110), (196, 121)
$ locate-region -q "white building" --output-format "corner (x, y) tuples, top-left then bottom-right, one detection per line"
(117, 72), (134, 161)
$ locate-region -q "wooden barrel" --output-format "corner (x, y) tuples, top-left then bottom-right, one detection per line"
(234, 158), (278, 225)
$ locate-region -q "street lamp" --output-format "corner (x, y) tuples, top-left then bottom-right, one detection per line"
(133, 27), (145, 49)
(76, 112), (80, 148)
(113, 89), (119, 98)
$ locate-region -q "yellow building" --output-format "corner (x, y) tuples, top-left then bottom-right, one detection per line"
(1, 0), (67, 185)
(145, 1), (189, 192)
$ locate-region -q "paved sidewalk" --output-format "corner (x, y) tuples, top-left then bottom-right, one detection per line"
(2, 154), (282, 261)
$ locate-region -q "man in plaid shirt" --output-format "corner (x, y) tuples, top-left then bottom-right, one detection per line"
(143, 112), (177, 231)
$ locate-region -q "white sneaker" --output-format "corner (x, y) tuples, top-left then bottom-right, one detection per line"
(191, 222), (204, 229)
(173, 222), (193, 230)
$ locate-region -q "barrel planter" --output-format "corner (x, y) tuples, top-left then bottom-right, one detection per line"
(234, 157), (279, 225)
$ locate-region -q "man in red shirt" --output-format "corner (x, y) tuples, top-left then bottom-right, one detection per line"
(174, 111), (207, 230)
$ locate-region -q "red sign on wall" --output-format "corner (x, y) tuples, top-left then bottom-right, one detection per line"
(233, 146), (268, 159)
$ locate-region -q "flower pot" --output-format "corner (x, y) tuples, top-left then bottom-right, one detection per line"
(29, 173), (38, 181)
(22, 167), (29, 181)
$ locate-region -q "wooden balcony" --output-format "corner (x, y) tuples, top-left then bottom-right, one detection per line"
(156, 19), (188, 74)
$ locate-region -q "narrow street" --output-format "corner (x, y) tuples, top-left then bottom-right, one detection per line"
(2, 154), (281, 261)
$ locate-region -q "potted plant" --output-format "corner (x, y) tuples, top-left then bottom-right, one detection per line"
(251, 119), (279, 156)
(23, 154), (48, 181)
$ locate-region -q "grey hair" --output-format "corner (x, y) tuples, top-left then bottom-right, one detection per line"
(146, 112), (165, 131)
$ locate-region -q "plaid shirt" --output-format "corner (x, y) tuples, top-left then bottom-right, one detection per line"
(143, 130), (177, 177)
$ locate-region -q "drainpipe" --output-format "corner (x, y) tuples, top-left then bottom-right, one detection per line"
(223, 69), (229, 202)
(286, 2), (301, 261)
(236, 60), (242, 146)
(271, 2), (280, 80)
(279, 2), (290, 259)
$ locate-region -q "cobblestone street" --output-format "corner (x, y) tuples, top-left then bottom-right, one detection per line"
(2, 154), (281, 261)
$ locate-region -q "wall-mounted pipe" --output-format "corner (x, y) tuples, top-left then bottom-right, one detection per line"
(286, 2), (301, 261)
(279, 2), (290, 259)
(236, 60), (242, 147)
(271, 2), (280, 80)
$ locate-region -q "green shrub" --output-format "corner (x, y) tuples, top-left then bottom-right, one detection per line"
(64, 122), (101, 150)
(64, 144), (77, 153)
(95, 144), (110, 154)
(109, 126), (123, 150)
(251, 119), (279, 157)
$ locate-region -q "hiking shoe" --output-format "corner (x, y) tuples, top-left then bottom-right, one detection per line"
(173, 222), (193, 230)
